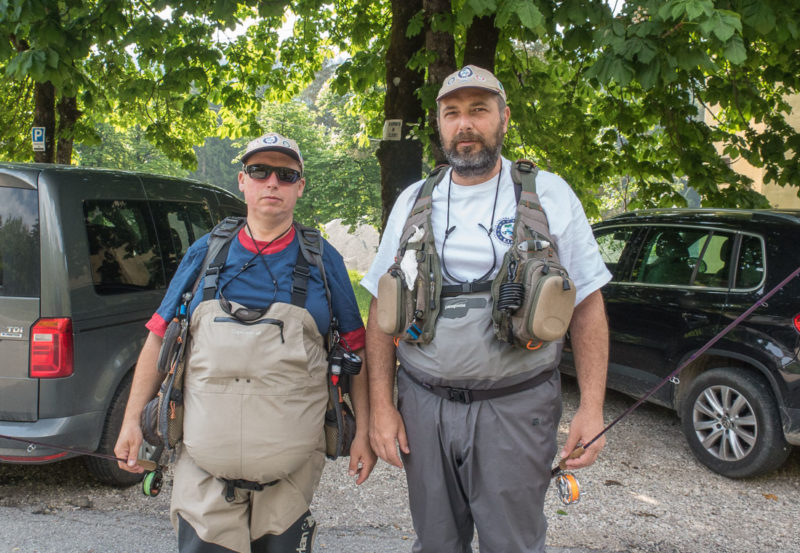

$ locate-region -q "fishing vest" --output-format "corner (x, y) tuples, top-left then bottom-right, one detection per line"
(181, 218), (336, 484)
(376, 160), (576, 350)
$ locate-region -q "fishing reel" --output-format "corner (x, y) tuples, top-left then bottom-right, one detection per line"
(142, 469), (164, 497)
(551, 444), (583, 506)
(554, 471), (581, 505)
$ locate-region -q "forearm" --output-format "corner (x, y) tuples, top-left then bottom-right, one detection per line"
(348, 347), (370, 426)
(569, 290), (608, 414)
(122, 332), (164, 425)
(365, 298), (398, 409)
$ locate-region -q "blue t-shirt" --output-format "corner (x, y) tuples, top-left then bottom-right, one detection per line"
(148, 227), (364, 342)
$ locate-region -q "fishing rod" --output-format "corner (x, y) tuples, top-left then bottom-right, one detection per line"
(551, 263), (800, 506)
(0, 432), (165, 496)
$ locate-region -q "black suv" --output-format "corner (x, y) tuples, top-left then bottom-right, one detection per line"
(560, 209), (800, 478)
(0, 163), (245, 485)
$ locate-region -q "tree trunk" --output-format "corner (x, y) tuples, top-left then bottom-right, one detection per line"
(377, 0), (426, 232)
(33, 81), (56, 164)
(56, 96), (81, 165)
(464, 16), (499, 70)
(424, 0), (456, 167)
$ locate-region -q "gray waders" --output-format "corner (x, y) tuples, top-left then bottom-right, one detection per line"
(396, 292), (564, 553)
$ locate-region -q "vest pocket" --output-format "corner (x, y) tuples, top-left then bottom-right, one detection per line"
(515, 260), (576, 343)
(376, 270), (407, 335)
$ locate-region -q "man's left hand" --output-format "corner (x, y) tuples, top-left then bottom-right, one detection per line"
(560, 405), (606, 470)
(348, 430), (377, 485)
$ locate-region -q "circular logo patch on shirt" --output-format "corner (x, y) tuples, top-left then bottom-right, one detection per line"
(495, 217), (515, 244)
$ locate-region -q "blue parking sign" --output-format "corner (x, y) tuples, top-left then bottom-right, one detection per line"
(32, 127), (45, 151)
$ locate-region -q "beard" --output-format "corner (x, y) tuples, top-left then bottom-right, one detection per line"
(442, 124), (505, 178)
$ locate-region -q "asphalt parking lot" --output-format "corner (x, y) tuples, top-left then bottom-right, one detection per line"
(1, 375), (798, 553)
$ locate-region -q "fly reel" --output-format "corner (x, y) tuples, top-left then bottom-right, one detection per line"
(142, 469), (164, 497)
(555, 471), (581, 505)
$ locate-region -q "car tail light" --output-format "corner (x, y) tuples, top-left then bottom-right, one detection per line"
(29, 318), (74, 378)
(794, 313), (800, 335)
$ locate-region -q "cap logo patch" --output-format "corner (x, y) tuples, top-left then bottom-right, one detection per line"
(263, 135), (278, 144)
(457, 67), (474, 79)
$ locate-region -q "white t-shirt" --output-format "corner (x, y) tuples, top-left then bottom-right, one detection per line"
(362, 157), (611, 305)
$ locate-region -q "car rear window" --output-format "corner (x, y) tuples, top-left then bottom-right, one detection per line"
(0, 186), (40, 297)
(149, 201), (214, 282)
(735, 234), (765, 289)
(84, 199), (164, 294)
(633, 227), (736, 288)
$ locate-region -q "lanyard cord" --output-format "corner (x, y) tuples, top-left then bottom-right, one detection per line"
(220, 222), (292, 306)
(441, 166), (502, 284)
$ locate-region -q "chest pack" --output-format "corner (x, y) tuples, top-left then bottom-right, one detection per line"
(376, 160), (576, 349)
(141, 217), (358, 464)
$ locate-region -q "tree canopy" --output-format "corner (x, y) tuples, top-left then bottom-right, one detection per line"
(2, 0), (799, 226)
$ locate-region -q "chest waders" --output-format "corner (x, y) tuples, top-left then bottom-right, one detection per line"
(144, 217), (358, 503)
(376, 160), (577, 399)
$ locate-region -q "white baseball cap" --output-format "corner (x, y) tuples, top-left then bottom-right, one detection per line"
(241, 132), (304, 172)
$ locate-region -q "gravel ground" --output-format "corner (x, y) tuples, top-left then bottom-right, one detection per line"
(1, 375), (798, 553)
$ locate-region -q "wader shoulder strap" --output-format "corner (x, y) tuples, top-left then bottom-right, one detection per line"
(195, 217), (247, 301)
(292, 223), (333, 325)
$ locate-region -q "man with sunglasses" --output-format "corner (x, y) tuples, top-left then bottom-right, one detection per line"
(362, 66), (611, 552)
(115, 132), (376, 553)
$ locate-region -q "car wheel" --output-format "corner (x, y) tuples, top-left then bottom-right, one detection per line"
(680, 367), (791, 478)
(84, 373), (163, 486)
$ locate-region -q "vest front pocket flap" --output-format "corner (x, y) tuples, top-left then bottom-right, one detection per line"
(376, 271), (406, 335)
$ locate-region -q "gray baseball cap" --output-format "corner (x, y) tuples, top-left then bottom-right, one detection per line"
(436, 65), (507, 102)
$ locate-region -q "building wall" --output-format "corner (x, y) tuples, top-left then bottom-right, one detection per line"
(709, 94), (800, 208)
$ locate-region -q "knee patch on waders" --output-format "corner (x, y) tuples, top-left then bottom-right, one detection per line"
(251, 510), (317, 553)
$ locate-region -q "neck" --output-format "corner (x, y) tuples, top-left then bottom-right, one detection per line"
(245, 215), (294, 242)
(450, 157), (503, 186)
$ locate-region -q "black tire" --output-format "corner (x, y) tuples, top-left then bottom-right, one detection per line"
(680, 367), (791, 478)
(84, 373), (162, 486)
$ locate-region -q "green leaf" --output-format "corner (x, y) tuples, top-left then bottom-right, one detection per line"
(406, 9), (424, 38)
(724, 35), (747, 65)
(515, 1), (544, 31)
(637, 61), (660, 90)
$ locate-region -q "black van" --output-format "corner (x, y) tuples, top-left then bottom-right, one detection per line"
(0, 163), (245, 485)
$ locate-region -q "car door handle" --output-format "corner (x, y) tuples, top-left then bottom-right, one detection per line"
(682, 313), (708, 327)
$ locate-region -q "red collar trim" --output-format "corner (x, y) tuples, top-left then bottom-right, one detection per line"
(237, 225), (296, 254)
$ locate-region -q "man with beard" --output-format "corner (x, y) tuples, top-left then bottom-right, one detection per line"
(361, 65), (611, 553)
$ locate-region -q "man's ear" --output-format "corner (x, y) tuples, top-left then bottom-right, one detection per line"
(297, 178), (306, 198)
(238, 171), (246, 193)
(503, 106), (511, 133)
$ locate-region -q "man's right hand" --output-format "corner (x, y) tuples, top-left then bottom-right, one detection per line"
(369, 402), (409, 468)
(114, 420), (146, 474)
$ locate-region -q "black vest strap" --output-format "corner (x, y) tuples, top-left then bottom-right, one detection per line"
(202, 237), (237, 302)
(440, 281), (493, 297)
(290, 247), (311, 308)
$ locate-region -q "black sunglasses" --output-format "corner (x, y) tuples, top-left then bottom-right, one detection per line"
(244, 164), (302, 184)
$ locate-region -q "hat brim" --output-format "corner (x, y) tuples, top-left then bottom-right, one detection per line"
(241, 146), (303, 169)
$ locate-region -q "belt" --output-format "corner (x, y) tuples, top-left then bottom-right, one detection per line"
(402, 367), (555, 404)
